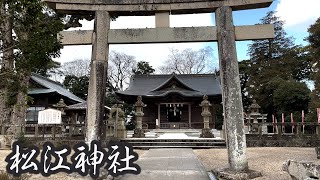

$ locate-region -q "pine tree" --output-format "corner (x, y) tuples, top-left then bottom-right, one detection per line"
(132, 61), (155, 75)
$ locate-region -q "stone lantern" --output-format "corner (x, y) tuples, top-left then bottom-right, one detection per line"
(249, 100), (261, 117)
(248, 99), (261, 133)
(133, 96), (145, 138)
(200, 95), (214, 138)
(53, 99), (67, 115)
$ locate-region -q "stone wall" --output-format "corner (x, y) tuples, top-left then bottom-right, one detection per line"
(246, 134), (320, 147)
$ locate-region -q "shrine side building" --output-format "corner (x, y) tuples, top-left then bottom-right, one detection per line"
(116, 74), (222, 129)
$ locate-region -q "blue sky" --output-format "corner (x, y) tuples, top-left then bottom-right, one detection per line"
(55, 0), (320, 72)
(209, 0), (316, 61)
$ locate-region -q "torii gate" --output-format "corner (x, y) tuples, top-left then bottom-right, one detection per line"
(44, 0), (274, 173)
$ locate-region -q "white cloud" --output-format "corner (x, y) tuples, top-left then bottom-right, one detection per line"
(55, 14), (216, 70)
(275, 0), (320, 29)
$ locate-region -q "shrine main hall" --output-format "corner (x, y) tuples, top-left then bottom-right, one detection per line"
(116, 73), (222, 129)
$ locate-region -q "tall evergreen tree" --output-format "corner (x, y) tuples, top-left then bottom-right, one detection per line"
(248, 11), (294, 62)
(306, 18), (320, 96)
(242, 11), (311, 116)
(305, 17), (320, 122)
(0, 0), (63, 136)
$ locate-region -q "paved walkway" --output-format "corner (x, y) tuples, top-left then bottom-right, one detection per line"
(120, 148), (210, 180)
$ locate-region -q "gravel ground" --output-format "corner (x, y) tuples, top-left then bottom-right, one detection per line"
(194, 147), (320, 180)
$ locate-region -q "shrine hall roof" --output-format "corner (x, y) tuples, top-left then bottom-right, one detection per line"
(117, 74), (221, 98)
(29, 73), (85, 104)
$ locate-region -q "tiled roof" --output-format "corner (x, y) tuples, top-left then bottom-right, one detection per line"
(66, 101), (87, 110)
(117, 74), (221, 97)
(29, 73), (85, 103)
(66, 101), (111, 111)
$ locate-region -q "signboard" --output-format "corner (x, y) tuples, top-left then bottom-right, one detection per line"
(38, 109), (62, 124)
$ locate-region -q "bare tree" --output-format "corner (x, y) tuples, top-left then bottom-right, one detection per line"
(108, 51), (137, 91)
(60, 59), (90, 77)
(159, 46), (214, 74)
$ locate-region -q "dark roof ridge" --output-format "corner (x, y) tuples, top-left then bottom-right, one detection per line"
(117, 73), (221, 98)
(30, 73), (85, 103)
(132, 73), (219, 79)
(133, 73), (217, 76)
(31, 72), (63, 87)
(150, 73), (196, 92)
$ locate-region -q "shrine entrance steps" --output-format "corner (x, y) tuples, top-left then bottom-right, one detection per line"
(121, 129), (225, 149)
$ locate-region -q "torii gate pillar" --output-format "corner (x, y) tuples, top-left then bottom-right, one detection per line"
(216, 6), (248, 172)
(86, 11), (110, 143)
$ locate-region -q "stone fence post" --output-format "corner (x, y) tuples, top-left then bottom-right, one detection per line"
(1, 126), (5, 135)
(316, 125), (320, 137)
(296, 123), (302, 137)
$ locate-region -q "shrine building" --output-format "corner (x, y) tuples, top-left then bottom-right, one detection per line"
(116, 73), (222, 129)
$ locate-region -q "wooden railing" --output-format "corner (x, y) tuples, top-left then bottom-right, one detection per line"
(159, 122), (214, 129)
(0, 123), (86, 140)
(160, 123), (189, 129)
(244, 122), (320, 136)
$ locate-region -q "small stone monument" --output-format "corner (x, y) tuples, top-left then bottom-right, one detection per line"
(107, 104), (127, 138)
(133, 96), (145, 138)
(200, 95), (214, 138)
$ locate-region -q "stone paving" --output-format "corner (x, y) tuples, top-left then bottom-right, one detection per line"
(120, 148), (210, 180)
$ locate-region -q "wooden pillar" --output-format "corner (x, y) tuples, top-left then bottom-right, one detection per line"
(216, 6), (248, 172)
(86, 11), (110, 143)
(188, 104), (191, 128)
(74, 113), (79, 135)
(52, 125), (56, 140)
(35, 124), (39, 137)
(42, 125), (45, 139)
(69, 124), (73, 138)
(212, 102), (216, 129)
(157, 104), (161, 129)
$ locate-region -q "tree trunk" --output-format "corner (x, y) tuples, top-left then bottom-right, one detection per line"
(0, 89), (11, 124)
(0, 0), (14, 69)
(9, 73), (30, 137)
(0, 0), (14, 125)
